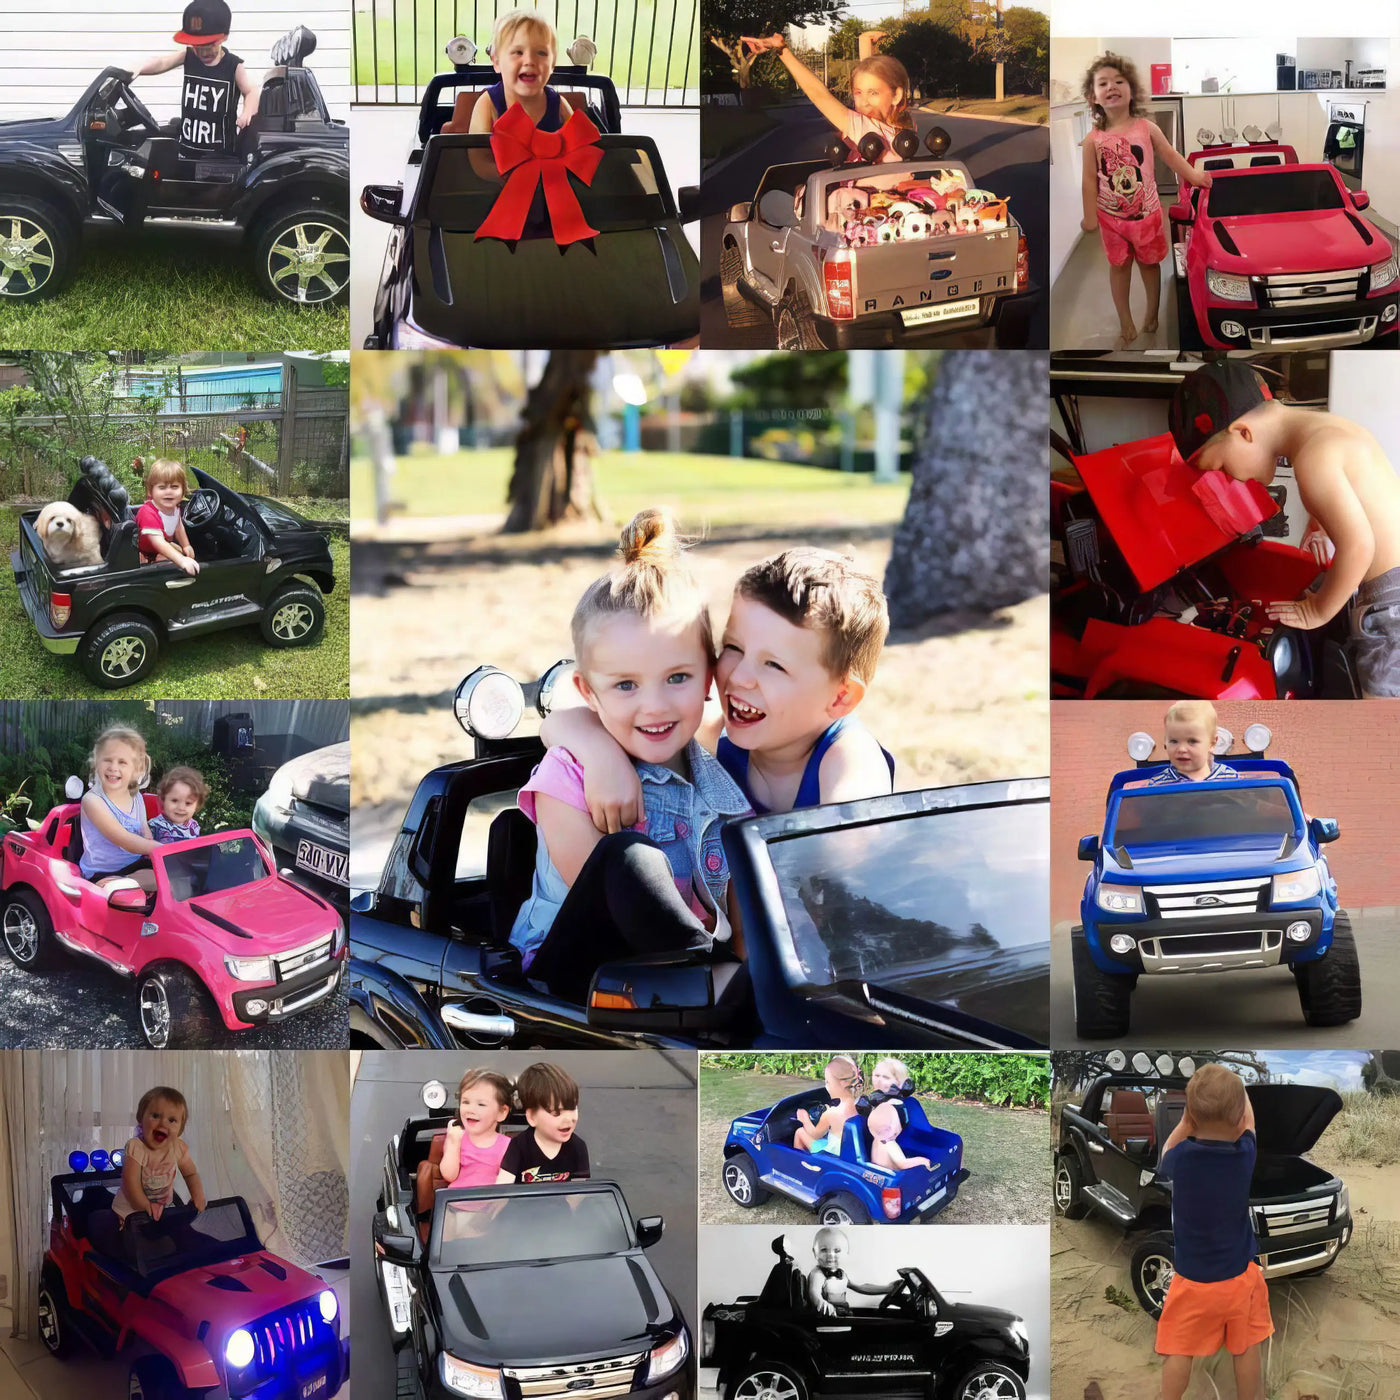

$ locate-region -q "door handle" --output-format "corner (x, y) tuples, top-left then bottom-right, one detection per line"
(165, 579), (195, 589)
(770, 240), (782, 251)
(816, 1326), (852, 1333)
(1087, 1141), (1105, 1153)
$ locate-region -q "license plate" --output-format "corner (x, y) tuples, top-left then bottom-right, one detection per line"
(900, 298), (980, 327)
(301, 1375), (329, 1399)
(919, 1185), (948, 1211)
(296, 839), (349, 886)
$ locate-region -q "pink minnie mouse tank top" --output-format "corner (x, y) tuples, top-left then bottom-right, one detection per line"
(1088, 120), (1161, 221)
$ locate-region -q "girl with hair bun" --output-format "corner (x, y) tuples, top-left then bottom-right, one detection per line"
(509, 509), (752, 1002)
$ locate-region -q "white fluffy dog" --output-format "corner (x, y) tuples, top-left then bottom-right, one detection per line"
(35, 502), (103, 569)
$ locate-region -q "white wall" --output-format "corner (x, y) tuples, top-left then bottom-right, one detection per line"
(0, 0), (351, 121)
(1054, 0), (1398, 36)
(1330, 351), (1400, 471)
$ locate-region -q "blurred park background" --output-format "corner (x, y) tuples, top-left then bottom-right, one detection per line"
(349, 348), (1048, 888)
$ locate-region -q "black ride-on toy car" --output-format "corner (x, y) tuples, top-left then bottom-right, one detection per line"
(349, 664), (1050, 1052)
(702, 1235), (1030, 1400)
(373, 1082), (694, 1400)
(361, 37), (699, 349)
(1055, 1051), (1354, 1316)
(0, 26), (348, 306)
(11, 454), (336, 688)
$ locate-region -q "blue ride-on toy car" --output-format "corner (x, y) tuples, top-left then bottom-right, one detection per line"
(721, 1082), (969, 1224)
(1072, 724), (1361, 1039)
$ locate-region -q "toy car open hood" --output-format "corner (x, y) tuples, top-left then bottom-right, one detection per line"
(1249, 1083), (1344, 1156)
(1074, 433), (1279, 591)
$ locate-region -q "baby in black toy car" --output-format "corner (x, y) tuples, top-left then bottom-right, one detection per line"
(807, 1227), (899, 1316)
(136, 0), (261, 159)
(136, 459), (200, 576)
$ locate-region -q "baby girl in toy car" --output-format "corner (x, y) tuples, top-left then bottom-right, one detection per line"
(807, 1227), (900, 1316)
(149, 766), (207, 843)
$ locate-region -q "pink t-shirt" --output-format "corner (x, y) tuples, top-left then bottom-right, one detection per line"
(1087, 119), (1162, 220)
(114, 1135), (190, 1220)
(843, 112), (903, 163)
(444, 1131), (510, 1188)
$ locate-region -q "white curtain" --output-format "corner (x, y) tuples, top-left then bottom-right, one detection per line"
(2, 1052), (45, 1340)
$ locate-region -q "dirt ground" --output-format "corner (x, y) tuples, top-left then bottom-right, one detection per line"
(700, 1070), (1051, 1227)
(350, 523), (1049, 818)
(1052, 1155), (1400, 1400)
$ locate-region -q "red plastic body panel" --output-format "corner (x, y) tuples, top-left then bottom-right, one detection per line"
(1078, 617), (1279, 699)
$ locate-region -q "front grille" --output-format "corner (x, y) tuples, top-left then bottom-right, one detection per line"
(273, 934), (334, 981)
(231, 1298), (338, 1398)
(504, 1351), (646, 1400)
(1145, 879), (1268, 921)
(1260, 268), (1366, 307)
(1254, 1197), (1335, 1237)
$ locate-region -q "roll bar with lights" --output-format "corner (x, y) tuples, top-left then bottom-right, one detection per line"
(1125, 723), (1273, 766)
(453, 661), (575, 741)
(1104, 1049), (1197, 1078)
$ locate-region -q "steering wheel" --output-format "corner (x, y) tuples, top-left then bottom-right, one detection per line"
(183, 487), (223, 528)
(878, 1269), (917, 1312)
(114, 76), (161, 135)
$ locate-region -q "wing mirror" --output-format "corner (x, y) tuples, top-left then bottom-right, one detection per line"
(1353, 189), (1370, 210)
(373, 1212), (422, 1268)
(678, 185), (700, 224)
(1309, 816), (1340, 844)
(108, 885), (154, 914)
(729, 201), (753, 223)
(588, 954), (743, 1033)
(361, 184), (407, 225)
(635, 1215), (664, 1247)
(1078, 835), (1100, 861)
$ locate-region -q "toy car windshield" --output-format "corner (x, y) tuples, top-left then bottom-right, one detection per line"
(1206, 170), (1347, 217)
(433, 1189), (631, 1266)
(124, 1199), (261, 1279)
(1109, 783), (1300, 851)
(160, 838), (272, 901)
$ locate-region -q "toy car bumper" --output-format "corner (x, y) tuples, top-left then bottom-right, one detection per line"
(424, 1363), (692, 1400)
(10, 549), (80, 653)
(905, 1166), (971, 1221)
(814, 293), (1015, 347)
(1087, 909), (1326, 974)
(231, 957), (345, 1025)
(1200, 294), (1400, 350)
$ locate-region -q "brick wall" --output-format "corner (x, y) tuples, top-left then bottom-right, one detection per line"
(1051, 701), (1400, 920)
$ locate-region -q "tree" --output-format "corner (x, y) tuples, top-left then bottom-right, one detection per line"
(883, 351), (1045, 624)
(504, 351), (603, 533)
(705, 0), (848, 91)
(725, 350), (848, 410)
(828, 16), (867, 60)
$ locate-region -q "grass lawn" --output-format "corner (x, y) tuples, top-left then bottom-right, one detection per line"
(0, 230), (349, 353)
(921, 95), (1049, 124)
(0, 508), (349, 699)
(350, 451), (910, 527)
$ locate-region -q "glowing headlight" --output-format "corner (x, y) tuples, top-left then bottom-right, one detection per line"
(646, 1330), (690, 1382)
(226, 1329), (255, 1369)
(1206, 268), (1253, 302)
(1096, 883), (1144, 915)
(1272, 868), (1321, 903)
(440, 1354), (503, 1398)
(1371, 252), (1400, 290)
(225, 954), (274, 981)
(318, 1288), (338, 1323)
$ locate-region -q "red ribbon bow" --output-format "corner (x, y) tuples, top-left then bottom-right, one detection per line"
(475, 103), (603, 246)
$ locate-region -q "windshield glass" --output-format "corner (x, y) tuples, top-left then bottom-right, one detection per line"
(766, 803), (1049, 992)
(1109, 784), (1298, 849)
(161, 838), (271, 901)
(424, 141), (669, 233)
(435, 1190), (631, 1267)
(1207, 170), (1346, 217)
(126, 1200), (260, 1276)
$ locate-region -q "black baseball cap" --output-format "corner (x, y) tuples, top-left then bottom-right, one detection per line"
(174, 0), (231, 45)
(1169, 360), (1272, 463)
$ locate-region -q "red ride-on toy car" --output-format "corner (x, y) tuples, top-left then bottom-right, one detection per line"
(1051, 431), (1357, 698)
(0, 778), (347, 1048)
(40, 1157), (349, 1400)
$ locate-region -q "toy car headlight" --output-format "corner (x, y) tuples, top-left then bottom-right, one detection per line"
(318, 1288), (338, 1324)
(226, 1328), (255, 1369)
(422, 1080), (448, 1110)
(1096, 883), (1143, 915)
(1010, 1317), (1029, 1350)
(445, 36), (477, 65)
(441, 1353), (503, 1398)
(1155, 1053), (1175, 1075)
(536, 658), (576, 717)
(1336, 1184), (1349, 1220)
(1206, 268), (1253, 302)
(225, 954), (275, 982)
(1371, 252), (1400, 290)
(645, 1330), (689, 1382)
(454, 667), (525, 740)
(1272, 868), (1321, 903)
(1126, 731), (1155, 762)
(1177, 1057), (1196, 1077)
(1243, 723), (1272, 754)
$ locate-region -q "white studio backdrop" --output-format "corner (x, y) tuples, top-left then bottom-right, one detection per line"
(0, 0), (351, 122)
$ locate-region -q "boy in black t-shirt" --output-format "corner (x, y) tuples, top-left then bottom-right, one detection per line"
(497, 1063), (590, 1184)
(1155, 1064), (1273, 1400)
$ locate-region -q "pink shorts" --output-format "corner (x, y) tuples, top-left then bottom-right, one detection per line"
(1097, 209), (1167, 267)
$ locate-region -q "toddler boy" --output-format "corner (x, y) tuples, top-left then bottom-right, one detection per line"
(1149, 700), (1236, 785)
(496, 1062), (590, 1183)
(807, 1227), (899, 1316)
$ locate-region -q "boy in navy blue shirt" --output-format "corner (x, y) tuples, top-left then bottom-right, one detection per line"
(1155, 1064), (1272, 1400)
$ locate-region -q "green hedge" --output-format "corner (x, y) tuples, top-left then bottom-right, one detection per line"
(702, 1053), (1049, 1109)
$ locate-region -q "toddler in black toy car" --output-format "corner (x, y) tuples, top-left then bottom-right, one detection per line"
(469, 9), (575, 135)
(135, 458), (200, 576)
(135, 0), (260, 158)
(807, 1226), (900, 1316)
(496, 1062), (591, 1183)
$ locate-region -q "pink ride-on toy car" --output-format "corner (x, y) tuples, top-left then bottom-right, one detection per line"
(0, 778), (347, 1048)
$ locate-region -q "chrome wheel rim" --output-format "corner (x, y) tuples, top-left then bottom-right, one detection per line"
(819, 1204), (854, 1225)
(4, 903), (38, 962)
(0, 217), (55, 296)
(735, 1371), (800, 1400)
(268, 221), (350, 304)
(101, 635), (147, 679)
(271, 601), (314, 640)
(723, 1161), (752, 1204)
(128, 1368), (146, 1400)
(1139, 1253), (1174, 1311)
(962, 1373), (1021, 1400)
(37, 1288), (60, 1352)
(1054, 1160), (1073, 1212)
(139, 979), (170, 1048)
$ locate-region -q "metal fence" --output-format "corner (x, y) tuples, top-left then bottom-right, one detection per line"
(351, 0), (697, 106)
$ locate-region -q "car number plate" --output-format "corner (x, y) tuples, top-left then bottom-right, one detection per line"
(919, 1184), (948, 1211)
(900, 298), (979, 327)
(297, 839), (349, 887)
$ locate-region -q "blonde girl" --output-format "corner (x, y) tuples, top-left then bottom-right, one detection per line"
(79, 726), (159, 890)
(795, 1054), (864, 1152)
(871, 1057), (911, 1094)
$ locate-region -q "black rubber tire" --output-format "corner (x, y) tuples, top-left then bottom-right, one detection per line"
(1, 886), (58, 971)
(719, 239), (765, 328)
(129, 1355), (192, 1400)
(729, 1361), (809, 1400)
(817, 1191), (871, 1225)
(774, 290), (825, 350)
(252, 206), (351, 307)
(0, 194), (78, 300)
(37, 1270), (72, 1357)
(1130, 1230), (1176, 1318)
(137, 964), (224, 1050)
(80, 613), (162, 689)
(1072, 928), (1134, 1039)
(993, 298), (1034, 349)
(1296, 911), (1362, 1026)
(950, 1360), (1027, 1400)
(1053, 1151), (1088, 1220)
(1174, 276), (1205, 351)
(259, 582), (326, 648)
(721, 1153), (770, 1208)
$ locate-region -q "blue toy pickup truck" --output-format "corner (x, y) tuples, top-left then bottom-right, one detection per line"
(721, 1084), (968, 1224)
(1072, 725), (1361, 1039)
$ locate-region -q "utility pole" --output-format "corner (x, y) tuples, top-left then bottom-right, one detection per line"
(995, 0), (1005, 102)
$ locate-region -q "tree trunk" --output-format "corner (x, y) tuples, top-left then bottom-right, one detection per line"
(883, 350), (1046, 624)
(504, 350), (603, 533)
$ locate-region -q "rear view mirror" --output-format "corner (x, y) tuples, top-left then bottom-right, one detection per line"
(588, 954), (742, 1033)
(1310, 816), (1340, 844)
(108, 886), (153, 914)
(1078, 835), (1100, 861)
(373, 1212), (421, 1268)
(635, 1215), (664, 1247)
(361, 183), (407, 225)
(729, 201), (753, 223)
(678, 185), (700, 223)
(1353, 189), (1370, 210)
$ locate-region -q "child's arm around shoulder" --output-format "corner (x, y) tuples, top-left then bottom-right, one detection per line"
(539, 707), (645, 832)
(819, 726), (893, 805)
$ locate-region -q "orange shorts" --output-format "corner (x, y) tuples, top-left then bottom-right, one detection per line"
(1155, 1261), (1274, 1357)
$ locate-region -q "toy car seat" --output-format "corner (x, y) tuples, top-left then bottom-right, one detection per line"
(487, 809), (537, 946)
(757, 1236), (806, 1310)
(414, 1133), (449, 1242)
(440, 89), (593, 134)
(1104, 1089), (1155, 1152)
(1155, 1091), (1187, 1160)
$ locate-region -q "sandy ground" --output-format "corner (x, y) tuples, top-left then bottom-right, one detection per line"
(1052, 1153), (1400, 1400)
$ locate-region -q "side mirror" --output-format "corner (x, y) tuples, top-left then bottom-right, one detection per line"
(108, 886), (153, 914)
(1353, 189), (1370, 210)
(361, 183), (407, 225)
(1310, 817), (1340, 844)
(728, 201), (753, 223)
(635, 1215), (664, 1248)
(373, 1212), (422, 1268)
(1125, 1136), (1152, 1158)
(1168, 200), (1193, 224)
(1078, 835), (1100, 862)
(678, 185), (700, 223)
(588, 954), (741, 1033)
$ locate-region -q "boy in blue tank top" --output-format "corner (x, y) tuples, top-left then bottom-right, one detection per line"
(468, 10), (575, 135)
(543, 546), (894, 825)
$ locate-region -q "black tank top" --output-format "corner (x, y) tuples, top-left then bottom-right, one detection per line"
(178, 47), (242, 158)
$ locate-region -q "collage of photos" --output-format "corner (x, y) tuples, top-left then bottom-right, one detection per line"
(0, 0), (1398, 1399)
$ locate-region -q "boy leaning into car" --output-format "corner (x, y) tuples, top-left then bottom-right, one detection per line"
(1154, 1063), (1271, 1400)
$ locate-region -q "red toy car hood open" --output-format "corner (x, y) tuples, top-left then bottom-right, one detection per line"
(1074, 432), (1279, 591)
